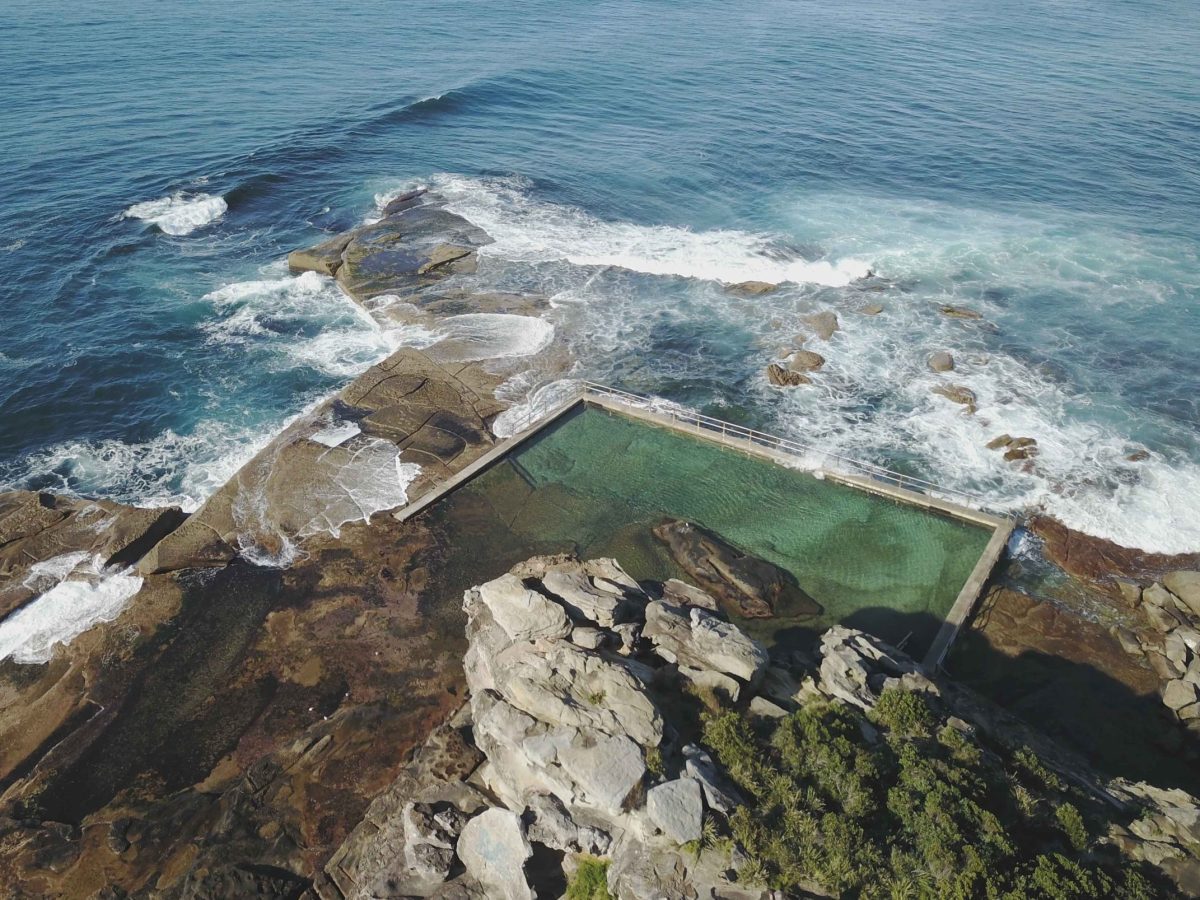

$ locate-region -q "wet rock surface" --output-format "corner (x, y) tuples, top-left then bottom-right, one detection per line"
(652, 518), (822, 619)
(0, 341), (520, 897)
(0, 491), (185, 620)
(289, 195), (490, 305)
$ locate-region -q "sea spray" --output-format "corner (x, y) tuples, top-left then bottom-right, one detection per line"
(0, 555), (144, 664)
(123, 192), (228, 236)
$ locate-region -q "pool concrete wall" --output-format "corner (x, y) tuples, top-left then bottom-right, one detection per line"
(392, 388), (1013, 669)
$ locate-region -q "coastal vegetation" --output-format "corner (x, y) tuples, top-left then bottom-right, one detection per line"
(566, 856), (613, 900)
(702, 688), (1163, 898)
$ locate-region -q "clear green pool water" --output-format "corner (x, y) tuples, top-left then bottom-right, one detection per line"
(421, 406), (994, 658)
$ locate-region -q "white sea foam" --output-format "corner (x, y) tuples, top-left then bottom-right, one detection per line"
(0, 556), (143, 665)
(298, 439), (422, 538)
(21, 550), (91, 590)
(384, 175), (871, 288)
(0, 415), (291, 513)
(766, 295), (1200, 554)
(310, 421), (362, 448)
(432, 313), (555, 362)
(123, 192), (228, 236)
(201, 269), (437, 376)
(491, 378), (582, 438)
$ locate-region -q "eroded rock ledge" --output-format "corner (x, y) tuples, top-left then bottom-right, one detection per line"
(316, 557), (1200, 899)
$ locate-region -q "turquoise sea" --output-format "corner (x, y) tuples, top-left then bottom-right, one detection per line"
(1, 0), (1197, 552)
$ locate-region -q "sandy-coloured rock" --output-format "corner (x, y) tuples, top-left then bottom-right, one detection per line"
(1165, 572), (1200, 618)
(932, 383), (977, 414)
(287, 231), (355, 276)
(766, 363), (810, 387)
(802, 310), (839, 341)
(727, 280), (777, 295)
(1163, 679), (1198, 711)
(928, 351), (955, 372)
(939, 304), (982, 320)
(457, 808), (533, 900)
(789, 349), (826, 371)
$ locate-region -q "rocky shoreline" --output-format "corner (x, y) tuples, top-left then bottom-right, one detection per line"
(313, 556), (1200, 898)
(1, 190), (1199, 897)
(0, 190), (563, 897)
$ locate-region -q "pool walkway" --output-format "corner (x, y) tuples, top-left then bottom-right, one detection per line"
(392, 382), (1015, 670)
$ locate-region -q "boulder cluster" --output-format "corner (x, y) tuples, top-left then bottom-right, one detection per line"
(338, 556), (805, 898)
(1114, 572), (1200, 727)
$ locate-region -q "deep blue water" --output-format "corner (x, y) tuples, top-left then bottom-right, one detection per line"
(1, 0), (1198, 551)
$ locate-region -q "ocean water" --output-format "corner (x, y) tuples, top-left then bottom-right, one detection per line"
(1, 0), (1198, 552)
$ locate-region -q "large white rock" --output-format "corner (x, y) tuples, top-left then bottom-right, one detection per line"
(647, 778), (704, 845)
(467, 573), (572, 643)
(559, 734), (646, 815)
(1163, 679), (1199, 711)
(456, 808), (534, 900)
(1165, 572), (1200, 619)
(643, 600), (768, 683)
(492, 640), (663, 747)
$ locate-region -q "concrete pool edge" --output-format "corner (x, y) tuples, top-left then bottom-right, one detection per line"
(390, 387), (1015, 669)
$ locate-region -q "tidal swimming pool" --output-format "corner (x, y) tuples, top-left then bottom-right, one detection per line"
(417, 405), (996, 659)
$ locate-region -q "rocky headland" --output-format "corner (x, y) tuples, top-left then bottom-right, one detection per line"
(1, 189), (1199, 898)
(311, 556), (1200, 898)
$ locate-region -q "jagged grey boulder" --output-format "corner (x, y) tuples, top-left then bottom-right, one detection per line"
(682, 744), (741, 815)
(678, 664), (741, 703)
(607, 832), (697, 900)
(647, 778), (704, 845)
(559, 734), (647, 815)
(570, 626), (606, 650)
(643, 600), (768, 684)
(403, 801), (466, 883)
(456, 808), (533, 900)
(490, 640), (663, 747)
(523, 791), (612, 855)
(661, 579), (720, 612)
(818, 626), (931, 710)
(543, 570), (626, 627)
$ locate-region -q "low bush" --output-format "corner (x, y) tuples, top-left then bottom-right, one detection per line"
(701, 688), (1164, 898)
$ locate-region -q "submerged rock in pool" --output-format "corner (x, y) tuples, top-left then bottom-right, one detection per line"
(651, 518), (821, 619)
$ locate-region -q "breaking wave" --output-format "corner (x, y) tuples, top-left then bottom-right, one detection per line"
(0, 555), (143, 665)
(380, 175), (871, 287)
(123, 192), (228, 236)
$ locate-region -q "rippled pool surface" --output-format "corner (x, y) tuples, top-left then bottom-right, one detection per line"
(423, 407), (993, 657)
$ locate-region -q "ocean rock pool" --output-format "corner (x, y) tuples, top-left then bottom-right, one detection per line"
(418, 405), (996, 660)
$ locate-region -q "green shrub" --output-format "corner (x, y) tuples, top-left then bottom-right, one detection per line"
(1056, 802), (1089, 852)
(871, 688), (935, 738)
(699, 690), (1166, 898)
(566, 855), (612, 900)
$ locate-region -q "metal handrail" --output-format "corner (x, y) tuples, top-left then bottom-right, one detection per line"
(504, 381), (1008, 518)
